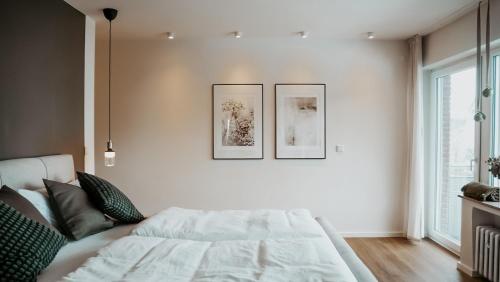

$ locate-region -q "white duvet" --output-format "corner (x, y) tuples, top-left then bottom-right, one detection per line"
(131, 207), (328, 241)
(62, 208), (357, 282)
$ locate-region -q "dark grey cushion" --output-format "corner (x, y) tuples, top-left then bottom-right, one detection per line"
(0, 201), (66, 281)
(43, 179), (114, 240)
(76, 172), (145, 224)
(0, 185), (51, 228)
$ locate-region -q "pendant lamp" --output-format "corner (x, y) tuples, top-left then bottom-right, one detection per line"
(475, 0), (492, 122)
(483, 0), (493, 98)
(103, 8), (118, 166)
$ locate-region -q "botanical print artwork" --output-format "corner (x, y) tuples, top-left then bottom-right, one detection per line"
(284, 97), (318, 146)
(221, 96), (255, 146)
(213, 84), (263, 159)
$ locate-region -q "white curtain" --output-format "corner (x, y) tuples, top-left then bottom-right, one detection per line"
(406, 35), (425, 240)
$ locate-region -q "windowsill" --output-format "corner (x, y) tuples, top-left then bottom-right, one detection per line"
(458, 195), (500, 211)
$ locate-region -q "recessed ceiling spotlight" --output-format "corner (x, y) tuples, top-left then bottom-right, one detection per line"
(234, 31), (242, 38)
(367, 32), (375, 39)
(299, 31), (309, 39)
(166, 32), (175, 40)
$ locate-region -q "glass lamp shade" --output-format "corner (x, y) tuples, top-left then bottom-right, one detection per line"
(104, 150), (116, 167)
(104, 140), (115, 167)
(483, 87), (493, 98)
(474, 111), (486, 122)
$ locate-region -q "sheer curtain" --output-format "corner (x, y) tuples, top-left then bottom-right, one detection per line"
(406, 35), (425, 240)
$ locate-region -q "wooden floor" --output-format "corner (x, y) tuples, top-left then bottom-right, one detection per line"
(346, 237), (486, 282)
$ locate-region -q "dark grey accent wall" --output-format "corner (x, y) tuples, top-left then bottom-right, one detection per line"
(0, 0), (85, 170)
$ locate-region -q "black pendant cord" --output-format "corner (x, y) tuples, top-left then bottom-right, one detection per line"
(476, 2), (482, 114)
(485, 0), (490, 89)
(108, 19), (112, 143)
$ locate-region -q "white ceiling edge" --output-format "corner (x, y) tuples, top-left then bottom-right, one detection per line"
(418, 0), (479, 36)
(66, 0), (480, 41)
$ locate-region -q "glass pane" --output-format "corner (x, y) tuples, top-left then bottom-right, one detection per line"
(435, 67), (476, 242)
(492, 55), (500, 186)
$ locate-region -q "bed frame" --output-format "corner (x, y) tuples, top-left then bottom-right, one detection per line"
(0, 154), (377, 281)
(0, 154), (75, 190)
(316, 217), (377, 281)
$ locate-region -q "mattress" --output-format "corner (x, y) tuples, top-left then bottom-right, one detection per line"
(38, 224), (136, 282)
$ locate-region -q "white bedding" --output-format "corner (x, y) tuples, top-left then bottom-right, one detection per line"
(63, 235), (356, 282)
(131, 207), (327, 241)
(61, 208), (357, 282)
(38, 225), (136, 282)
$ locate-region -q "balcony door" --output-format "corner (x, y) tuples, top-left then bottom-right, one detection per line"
(429, 62), (479, 253)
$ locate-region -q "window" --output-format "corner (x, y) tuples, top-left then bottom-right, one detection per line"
(429, 61), (478, 253)
(491, 54), (500, 186)
(427, 50), (500, 254)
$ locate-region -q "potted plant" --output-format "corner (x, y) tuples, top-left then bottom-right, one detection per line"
(487, 157), (500, 178)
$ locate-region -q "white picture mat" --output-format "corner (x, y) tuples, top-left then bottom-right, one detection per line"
(213, 84), (263, 159)
(276, 84), (325, 159)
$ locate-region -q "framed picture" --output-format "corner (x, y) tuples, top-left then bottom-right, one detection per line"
(275, 84), (326, 159)
(212, 84), (263, 159)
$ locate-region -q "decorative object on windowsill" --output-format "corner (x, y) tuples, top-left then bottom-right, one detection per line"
(487, 157), (500, 178)
(474, 0), (493, 122)
(103, 8), (118, 167)
(461, 182), (499, 202)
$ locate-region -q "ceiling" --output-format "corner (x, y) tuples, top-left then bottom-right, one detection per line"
(65, 0), (479, 40)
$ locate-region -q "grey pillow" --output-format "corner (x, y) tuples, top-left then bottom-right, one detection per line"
(0, 185), (52, 228)
(43, 179), (114, 240)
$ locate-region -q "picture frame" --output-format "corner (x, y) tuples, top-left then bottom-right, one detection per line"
(275, 84), (326, 159)
(212, 84), (264, 160)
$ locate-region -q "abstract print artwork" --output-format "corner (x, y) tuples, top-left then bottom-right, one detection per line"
(284, 97), (318, 146)
(275, 84), (326, 159)
(213, 84), (263, 159)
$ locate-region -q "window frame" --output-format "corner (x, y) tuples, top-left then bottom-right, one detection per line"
(427, 57), (478, 254)
(425, 48), (500, 254)
(489, 49), (500, 185)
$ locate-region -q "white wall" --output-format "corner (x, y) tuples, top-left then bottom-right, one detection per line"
(94, 37), (408, 236)
(84, 16), (95, 174)
(423, 0), (500, 66)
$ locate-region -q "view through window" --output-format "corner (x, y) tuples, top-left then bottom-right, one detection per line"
(435, 67), (476, 244)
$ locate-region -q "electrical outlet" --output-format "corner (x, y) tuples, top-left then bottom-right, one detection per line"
(336, 145), (345, 153)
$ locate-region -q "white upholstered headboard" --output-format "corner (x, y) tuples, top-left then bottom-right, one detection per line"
(0, 154), (75, 191)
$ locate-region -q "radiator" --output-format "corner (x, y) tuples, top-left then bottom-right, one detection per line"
(475, 226), (500, 281)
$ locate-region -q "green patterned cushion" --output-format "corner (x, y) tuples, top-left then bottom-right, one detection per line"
(0, 201), (66, 281)
(76, 172), (145, 223)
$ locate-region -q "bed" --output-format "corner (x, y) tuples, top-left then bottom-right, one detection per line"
(0, 155), (376, 281)
(38, 224), (136, 282)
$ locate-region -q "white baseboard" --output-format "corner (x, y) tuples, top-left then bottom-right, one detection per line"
(457, 261), (477, 277)
(427, 234), (460, 255)
(340, 231), (405, 238)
